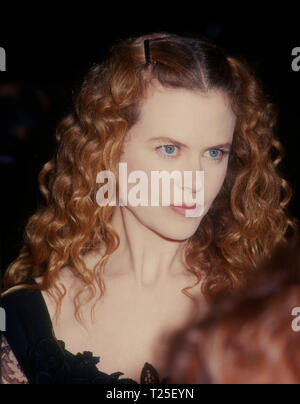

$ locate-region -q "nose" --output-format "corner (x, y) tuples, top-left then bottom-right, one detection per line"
(182, 176), (203, 196)
(173, 170), (204, 199)
(180, 159), (204, 195)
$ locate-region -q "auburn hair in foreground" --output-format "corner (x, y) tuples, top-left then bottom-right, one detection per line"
(163, 236), (300, 384)
(2, 31), (299, 326)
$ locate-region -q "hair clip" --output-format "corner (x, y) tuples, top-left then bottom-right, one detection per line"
(144, 39), (151, 65)
(144, 36), (171, 65)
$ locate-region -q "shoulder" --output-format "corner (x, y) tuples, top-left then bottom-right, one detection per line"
(1, 281), (40, 311)
(1, 269), (68, 310)
(1, 277), (55, 332)
(0, 282), (47, 384)
(1, 281), (46, 343)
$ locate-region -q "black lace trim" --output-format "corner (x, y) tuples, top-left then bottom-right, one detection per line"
(27, 337), (169, 384)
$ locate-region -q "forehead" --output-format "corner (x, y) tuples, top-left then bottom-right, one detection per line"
(131, 84), (236, 144)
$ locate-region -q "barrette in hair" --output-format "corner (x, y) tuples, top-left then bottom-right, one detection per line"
(143, 36), (171, 65)
(144, 39), (151, 65)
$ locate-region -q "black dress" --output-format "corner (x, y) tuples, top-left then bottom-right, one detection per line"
(1, 279), (169, 384)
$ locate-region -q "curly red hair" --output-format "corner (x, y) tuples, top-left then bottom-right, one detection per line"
(2, 32), (298, 327)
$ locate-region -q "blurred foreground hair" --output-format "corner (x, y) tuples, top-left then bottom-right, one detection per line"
(2, 31), (298, 326)
(164, 236), (300, 384)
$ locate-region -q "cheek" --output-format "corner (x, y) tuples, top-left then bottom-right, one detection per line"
(118, 147), (158, 200)
(204, 167), (228, 202)
(120, 145), (153, 173)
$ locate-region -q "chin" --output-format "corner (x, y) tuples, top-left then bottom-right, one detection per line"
(149, 219), (202, 241)
(128, 206), (203, 240)
(156, 227), (200, 241)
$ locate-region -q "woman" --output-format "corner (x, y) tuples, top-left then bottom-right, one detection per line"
(1, 31), (298, 384)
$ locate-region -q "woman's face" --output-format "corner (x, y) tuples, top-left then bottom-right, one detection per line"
(118, 83), (236, 241)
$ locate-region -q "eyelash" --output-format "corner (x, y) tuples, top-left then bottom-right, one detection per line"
(155, 145), (230, 161)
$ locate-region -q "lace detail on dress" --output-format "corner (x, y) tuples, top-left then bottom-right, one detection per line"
(27, 336), (168, 384)
(141, 362), (162, 383)
(1, 334), (29, 384)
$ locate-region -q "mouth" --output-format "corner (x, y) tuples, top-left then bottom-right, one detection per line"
(169, 203), (202, 217)
(172, 203), (197, 209)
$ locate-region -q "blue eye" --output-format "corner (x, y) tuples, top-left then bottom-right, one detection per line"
(209, 149), (221, 158)
(163, 145), (176, 154)
(156, 144), (180, 159)
(206, 148), (229, 160)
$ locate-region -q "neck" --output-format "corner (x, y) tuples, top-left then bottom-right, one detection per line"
(103, 206), (189, 290)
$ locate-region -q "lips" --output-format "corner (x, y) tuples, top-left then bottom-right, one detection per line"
(169, 203), (203, 218)
(170, 203), (197, 209)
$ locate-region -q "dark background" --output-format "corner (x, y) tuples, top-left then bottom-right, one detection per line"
(0, 13), (299, 274)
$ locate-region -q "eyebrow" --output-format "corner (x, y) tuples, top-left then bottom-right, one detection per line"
(147, 136), (232, 150)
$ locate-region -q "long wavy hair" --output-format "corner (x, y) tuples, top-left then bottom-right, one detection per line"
(2, 31), (298, 327)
